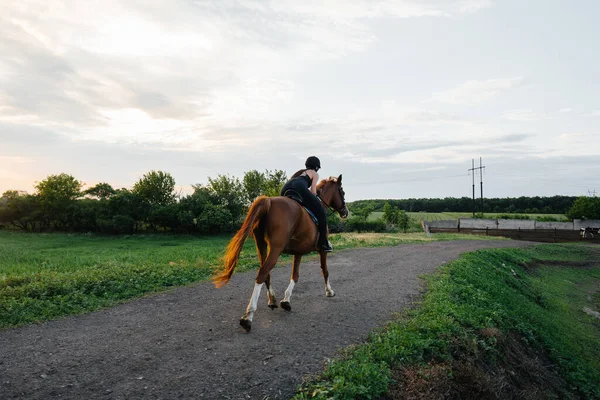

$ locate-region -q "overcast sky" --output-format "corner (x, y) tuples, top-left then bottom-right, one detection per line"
(1, 0), (599, 201)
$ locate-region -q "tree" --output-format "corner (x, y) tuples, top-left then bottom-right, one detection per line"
(84, 183), (116, 199)
(207, 174), (245, 225)
(242, 169), (288, 203)
(35, 173), (83, 229)
(567, 196), (600, 220)
(105, 189), (149, 233)
(132, 171), (176, 206)
(397, 210), (410, 232)
(351, 204), (374, 221)
(35, 173), (82, 203)
(383, 202), (397, 225)
(197, 204), (233, 234)
(242, 170), (267, 205)
(264, 169), (287, 197)
(0, 190), (40, 231)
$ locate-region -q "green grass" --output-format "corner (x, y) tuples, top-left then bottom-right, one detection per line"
(295, 244), (600, 399)
(368, 211), (567, 222)
(0, 230), (501, 329)
(0, 232), (256, 328)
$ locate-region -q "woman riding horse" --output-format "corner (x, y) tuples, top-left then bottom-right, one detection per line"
(280, 156), (333, 252)
(213, 163), (348, 332)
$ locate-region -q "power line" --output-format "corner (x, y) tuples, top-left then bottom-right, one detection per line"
(468, 158), (485, 216)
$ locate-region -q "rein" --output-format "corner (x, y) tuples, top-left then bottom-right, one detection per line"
(317, 186), (346, 215)
(317, 194), (337, 215)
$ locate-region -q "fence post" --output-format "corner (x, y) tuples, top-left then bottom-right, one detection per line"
(486, 227), (488, 236)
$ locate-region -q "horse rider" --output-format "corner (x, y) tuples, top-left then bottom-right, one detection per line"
(280, 156), (333, 252)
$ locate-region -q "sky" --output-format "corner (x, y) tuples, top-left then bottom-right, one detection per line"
(1, 0), (599, 202)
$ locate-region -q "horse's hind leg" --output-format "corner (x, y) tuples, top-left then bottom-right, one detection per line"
(265, 274), (278, 310)
(254, 229), (278, 310)
(240, 246), (283, 332)
(281, 255), (302, 311)
(320, 252), (335, 297)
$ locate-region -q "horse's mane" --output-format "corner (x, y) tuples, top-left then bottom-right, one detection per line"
(316, 176), (338, 190)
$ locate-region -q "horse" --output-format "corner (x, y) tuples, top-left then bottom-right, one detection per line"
(213, 175), (348, 332)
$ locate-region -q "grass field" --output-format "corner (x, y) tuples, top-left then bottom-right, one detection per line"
(295, 244), (600, 399)
(368, 211), (568, 222)
(0, 230), (501, 329)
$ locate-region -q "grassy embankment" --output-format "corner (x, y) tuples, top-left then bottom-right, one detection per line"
(295, 244), (600, 399)
(0, 230), (498, 329)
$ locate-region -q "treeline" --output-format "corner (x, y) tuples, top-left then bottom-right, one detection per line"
(349, 196), (578, 215)
(0, 170), (287, 234)
(2, 171), (596, 235)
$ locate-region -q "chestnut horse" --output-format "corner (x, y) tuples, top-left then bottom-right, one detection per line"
(213, 175), (348, 332)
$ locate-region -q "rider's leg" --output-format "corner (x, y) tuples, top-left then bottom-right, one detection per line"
(301, 190), (332, 252)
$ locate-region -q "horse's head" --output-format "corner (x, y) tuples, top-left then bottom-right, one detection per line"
(317, 174), (349, 218)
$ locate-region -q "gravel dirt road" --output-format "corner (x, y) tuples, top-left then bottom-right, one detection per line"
(0, 240), (530, 399)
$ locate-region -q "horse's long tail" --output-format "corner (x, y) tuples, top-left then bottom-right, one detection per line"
(213, 196), (271, 288)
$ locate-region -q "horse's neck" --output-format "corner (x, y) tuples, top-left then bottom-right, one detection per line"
(319, 187), (333, 207)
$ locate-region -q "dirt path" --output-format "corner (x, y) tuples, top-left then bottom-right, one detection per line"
(0, 240), (530, 399)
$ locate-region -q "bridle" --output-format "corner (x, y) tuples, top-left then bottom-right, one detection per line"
(317, 184), (346, 215)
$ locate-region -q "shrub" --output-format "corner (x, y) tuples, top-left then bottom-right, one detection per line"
(345, 217), (386, 233)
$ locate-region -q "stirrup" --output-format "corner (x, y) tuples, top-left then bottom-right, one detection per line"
(320, 240), (333, 253)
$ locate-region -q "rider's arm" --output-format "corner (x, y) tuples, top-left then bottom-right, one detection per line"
(308, 170), (319, 195)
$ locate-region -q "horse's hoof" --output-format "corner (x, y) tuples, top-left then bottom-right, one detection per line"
(240, 318), (252, 332)
(326, 291), (335, 298)
(280, 301), (291, 311)
(268, 303), (279, 310)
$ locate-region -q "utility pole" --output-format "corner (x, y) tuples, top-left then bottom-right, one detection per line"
(479, 157), (485, 213)
(588, 189), (597, 197)
(468, 158), (485, 215)
(468, 159), (475, 216)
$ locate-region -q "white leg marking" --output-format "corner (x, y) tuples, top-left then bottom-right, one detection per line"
(325, 278), (335, 297)
(244, 282), (264, 322)
(267, 286), (276, 306)
(283, 279), (295, 302)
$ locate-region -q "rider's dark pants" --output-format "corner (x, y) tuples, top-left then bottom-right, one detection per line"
(281, 177), (328, 246)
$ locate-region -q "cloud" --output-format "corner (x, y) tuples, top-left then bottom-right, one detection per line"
(492, 134), (533, 143)
(431, 77), (524, 105)
(501, 109), (547, 121)
(0, 0), (495, 140)
(559, 108), (572, 113)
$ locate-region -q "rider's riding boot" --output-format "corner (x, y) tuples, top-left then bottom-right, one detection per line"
(320, 240), (333, 253)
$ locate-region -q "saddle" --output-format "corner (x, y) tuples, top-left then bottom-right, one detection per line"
(283, 189), (319, 226)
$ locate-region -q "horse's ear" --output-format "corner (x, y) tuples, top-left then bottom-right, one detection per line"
(337, 174), (342, 184)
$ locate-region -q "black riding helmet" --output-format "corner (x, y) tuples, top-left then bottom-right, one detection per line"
(305, 156), (321, 171)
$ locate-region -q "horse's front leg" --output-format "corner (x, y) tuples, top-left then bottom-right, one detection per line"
(320, 252), (335, 297)
(281, 254), (302, 311)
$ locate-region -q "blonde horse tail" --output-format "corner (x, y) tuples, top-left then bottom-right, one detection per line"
(213, 196), (271, 288)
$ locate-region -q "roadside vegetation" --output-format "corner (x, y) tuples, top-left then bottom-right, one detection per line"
(294, 244), (600, 399)
(0, 230), (499, 329)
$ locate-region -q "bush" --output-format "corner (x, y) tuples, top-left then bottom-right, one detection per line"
(197, 204), (232, 234)
(497, 214), (531, 220)
(345, 217), (386, 233)
(567, 196), (600, 220)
